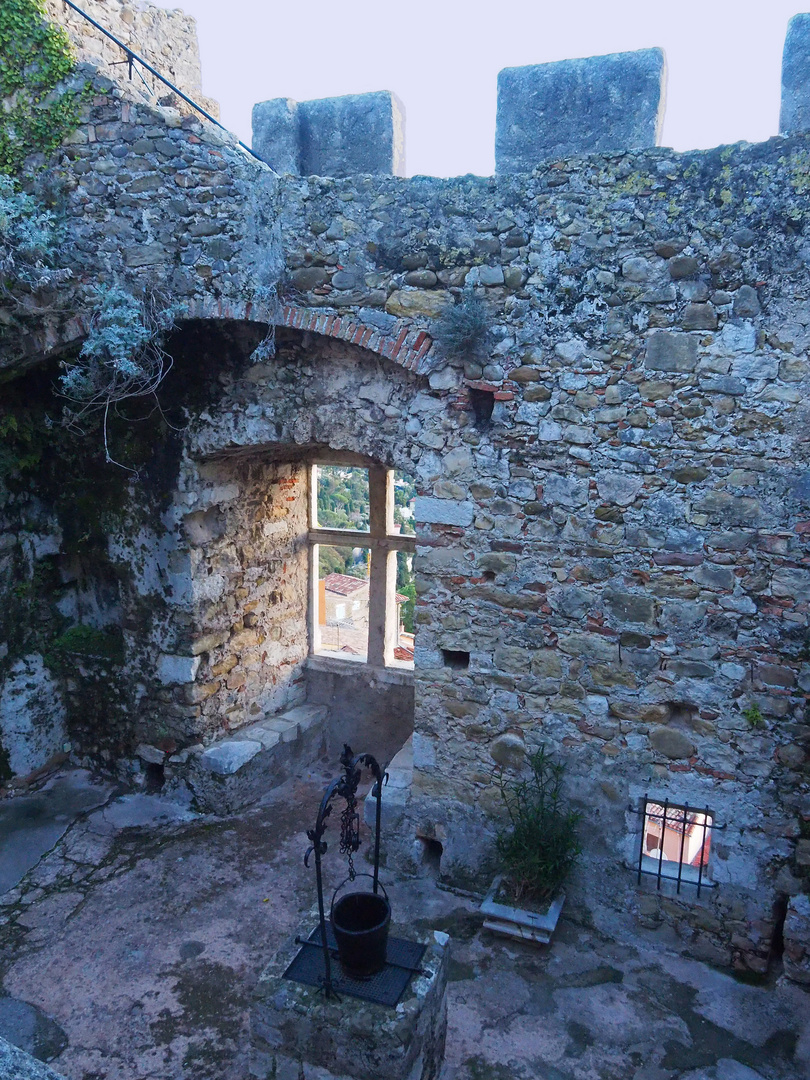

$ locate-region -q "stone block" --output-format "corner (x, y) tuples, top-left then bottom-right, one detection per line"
(252, 98), (300, 174)
(157, 654), (200, 685)
(415, 497), (474, 527)
(251, 925), (449, 1080)
(649, 727), (695, 760)
(302, 92), (405, 177)
(253, 91), (405, 177)
(645, 331), (698, 373)
(495, 48), (666, 171)
(781, 14), (810, 134)
(199, 739), (262, 775)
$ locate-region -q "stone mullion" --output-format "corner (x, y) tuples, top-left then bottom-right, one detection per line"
(367, 466), (390, 667)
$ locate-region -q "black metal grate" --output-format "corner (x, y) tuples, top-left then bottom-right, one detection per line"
(283, 925), (426, 1007)
(630, 794), (725, 897)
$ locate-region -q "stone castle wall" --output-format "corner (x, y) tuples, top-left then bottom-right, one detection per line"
(45, 0), (219, 116)
(1, 5), (809, 977)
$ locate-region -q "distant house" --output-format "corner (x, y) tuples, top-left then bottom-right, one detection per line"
(321, 573), (369, 628)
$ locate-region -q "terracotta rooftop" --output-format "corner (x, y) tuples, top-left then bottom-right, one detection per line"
(322, 573), (368, 595)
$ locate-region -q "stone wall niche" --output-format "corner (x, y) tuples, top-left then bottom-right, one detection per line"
(178, 455), (310, 742)
(495, 48), (667, 171)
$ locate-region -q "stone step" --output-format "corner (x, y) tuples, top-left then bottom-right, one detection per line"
(186, 704), (327, 814)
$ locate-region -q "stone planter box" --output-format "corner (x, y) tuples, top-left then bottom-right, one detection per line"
(480, 875), (565, 944)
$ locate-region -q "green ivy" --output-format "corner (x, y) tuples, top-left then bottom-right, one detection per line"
(0, 0), (87, 175)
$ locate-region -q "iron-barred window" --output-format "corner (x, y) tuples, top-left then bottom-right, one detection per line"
(633, 795), (723, 896)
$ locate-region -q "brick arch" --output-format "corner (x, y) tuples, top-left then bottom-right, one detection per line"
(9, 297), (434, 375)
(275, 304), (434, 373)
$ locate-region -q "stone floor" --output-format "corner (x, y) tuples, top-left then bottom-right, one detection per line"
(0, 766), (807, 1080)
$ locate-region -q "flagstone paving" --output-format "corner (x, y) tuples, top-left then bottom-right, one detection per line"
(0, 769), (806, 1080)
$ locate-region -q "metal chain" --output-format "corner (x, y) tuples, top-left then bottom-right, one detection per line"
(339, 787), (360, 881)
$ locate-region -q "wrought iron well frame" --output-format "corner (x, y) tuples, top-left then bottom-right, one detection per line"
(303, 743), (387, 997)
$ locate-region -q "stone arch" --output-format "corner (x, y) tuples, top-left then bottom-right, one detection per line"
(10, 298), (434, 381)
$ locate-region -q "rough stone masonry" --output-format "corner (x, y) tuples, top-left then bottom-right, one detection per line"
(1, 0), (810, 984)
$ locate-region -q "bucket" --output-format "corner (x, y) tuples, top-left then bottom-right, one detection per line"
(330, 876), (391, 977)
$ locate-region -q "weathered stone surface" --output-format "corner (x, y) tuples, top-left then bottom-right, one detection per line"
(199, 740), (262, 776)
(496, 49), (666, 170)
(781, 14), (810, 134)
(386, 290), (451, 317)
(0, 1036), (66, 1080)
(300, 92), (406, 177)
(645, 331), (698, 372)
(157, 655), (201, 685)
(649, 727), (696, 759)
(604, 590), (655, 625)
(252, 98), (300, 174)
(490, 732), (526, 768)
(254, 92), (406, 177)
(0, 655), (67, 778)
(783, 893), (810, 984)
(415, 497), (474, 527)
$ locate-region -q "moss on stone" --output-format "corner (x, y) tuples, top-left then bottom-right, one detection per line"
(46, 624), (124, 665)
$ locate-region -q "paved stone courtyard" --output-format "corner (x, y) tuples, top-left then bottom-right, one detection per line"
(0, 768), (807, 1080)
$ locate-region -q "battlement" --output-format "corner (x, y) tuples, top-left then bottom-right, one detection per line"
(252, 13), (810, 177)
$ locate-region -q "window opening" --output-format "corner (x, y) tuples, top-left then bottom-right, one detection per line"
(314, 465), (370, 531)
(631, 795), (724, 896)
(469, 386), (495, 427)
(310, 464), (416, 670)
(442, 649), (470, 670)
(316, 545), (371, 662)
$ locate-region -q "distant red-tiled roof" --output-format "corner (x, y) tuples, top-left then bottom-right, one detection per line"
(394, 646), (414, 661)
(323, 573), (368, 596)
(395, 593), (409, 604)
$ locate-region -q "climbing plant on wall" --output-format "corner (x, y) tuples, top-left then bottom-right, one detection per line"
(59, 284), (186, 468)
(0, 0), (87, 176)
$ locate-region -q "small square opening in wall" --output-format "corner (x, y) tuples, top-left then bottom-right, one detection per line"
(635, 796), (719, 896)
(442, 649), (470, 670)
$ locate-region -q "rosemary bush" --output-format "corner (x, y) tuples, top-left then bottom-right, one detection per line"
(496, 746), (582, 906)
(433, 286), (492, 359)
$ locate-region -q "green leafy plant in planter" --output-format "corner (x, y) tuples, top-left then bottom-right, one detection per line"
(495, 746), (582, 908)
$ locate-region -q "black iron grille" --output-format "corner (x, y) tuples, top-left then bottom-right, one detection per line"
(283, 924), (426, 1007)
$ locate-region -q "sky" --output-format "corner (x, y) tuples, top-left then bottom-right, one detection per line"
(151, 0), (805, 177)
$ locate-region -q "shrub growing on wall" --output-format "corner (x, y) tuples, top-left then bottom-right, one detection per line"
(0, 174), (70, 295)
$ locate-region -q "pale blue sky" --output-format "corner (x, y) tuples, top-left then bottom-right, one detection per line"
(153, 0), (803, 177)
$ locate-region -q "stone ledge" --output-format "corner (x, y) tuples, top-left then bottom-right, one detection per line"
(0, 1036), (66, 1080)
(307, 655), (414, 686)
(185, 704), (328, 813)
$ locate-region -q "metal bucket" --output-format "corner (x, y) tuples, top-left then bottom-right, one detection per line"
(330, 877), (390, 977)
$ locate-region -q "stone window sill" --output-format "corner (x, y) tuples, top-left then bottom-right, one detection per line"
(307, 654), (414, 686)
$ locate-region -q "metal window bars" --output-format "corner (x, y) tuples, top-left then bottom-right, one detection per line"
(629, 794), (725, 897)
(60, 0), (264, 163)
